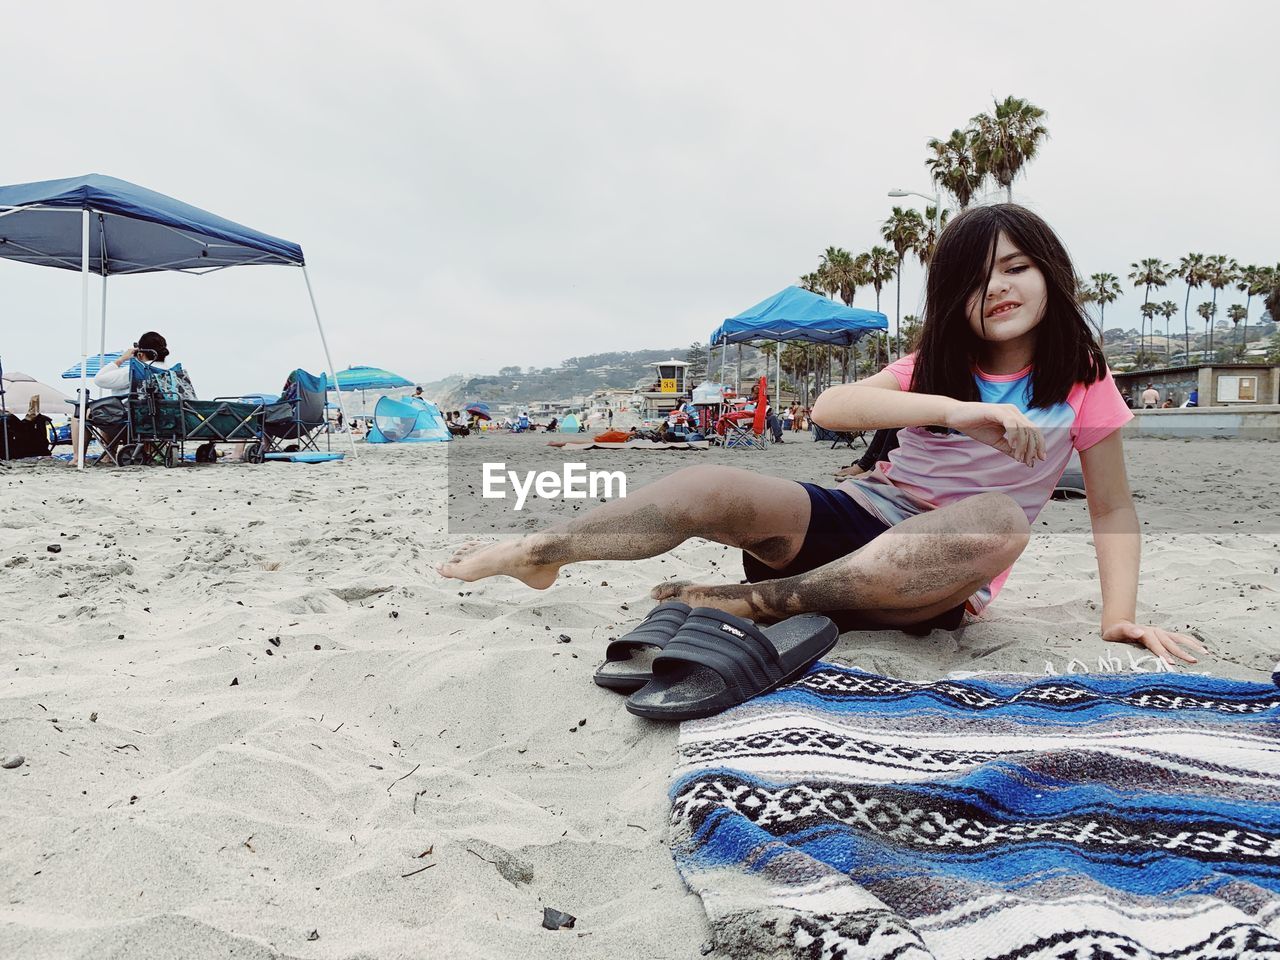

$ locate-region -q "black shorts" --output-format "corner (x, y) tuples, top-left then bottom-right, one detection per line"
(742, 482), (967, 634)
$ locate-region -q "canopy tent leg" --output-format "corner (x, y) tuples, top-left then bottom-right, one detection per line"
(98, 214), (109, 366)
(735, 344), (741, 395)
(99, 276), (108, 363)
(301, 265), (357, 458)
(76, 210), (90, 469)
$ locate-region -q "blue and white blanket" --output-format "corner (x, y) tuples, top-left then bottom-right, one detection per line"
(670, 665), (1280, 959)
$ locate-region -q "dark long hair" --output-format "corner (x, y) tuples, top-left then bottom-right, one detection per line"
(910, 204), (1104, 408)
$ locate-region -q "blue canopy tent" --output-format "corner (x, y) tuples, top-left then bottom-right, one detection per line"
(710, 286), (888, 401)
(0, 173), (354, 466)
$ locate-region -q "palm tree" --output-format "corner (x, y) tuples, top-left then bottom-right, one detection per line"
(881, 207), (925, 358)
(1237, 265), (1268, 356)
(915, 206), (951, 266)
(1139, 302), (1158, 367)
(862, 247), (897, 367)
(1176, 254), (1208, 361)
(925, 129), (984, 210)
(1128, 258), (1170, 364)
(1227, 304), (1248, 359)
(1086, 273), (1121, 345)
(899, 314), (923, 354)
(1203, 255), (1239, 357)
(819, 247), (863, 306)
(968, 96), (1049, 201)
(798, 271), (825, 294)
(862, 248), (896, 313)
(1196, 301), (1217, 357)
(1157, 301), (1179, 360)
(1265, 264), (1280, 325)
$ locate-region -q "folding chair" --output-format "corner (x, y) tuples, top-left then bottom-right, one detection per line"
(812, 424), (866, 450)
(718, 377), (770, 450)
(85, 359), (193, 467)
(260, 369), (331, 457)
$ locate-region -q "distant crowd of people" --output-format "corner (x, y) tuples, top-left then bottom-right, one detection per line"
(1123, 383), (1199, 410)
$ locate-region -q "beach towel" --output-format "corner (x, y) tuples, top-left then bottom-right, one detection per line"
(593, 429), (632, 443)
(671, 663), (1280, 959)
(546, 439), (709, 450)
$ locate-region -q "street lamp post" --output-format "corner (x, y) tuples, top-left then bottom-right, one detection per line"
(888, 188), (942, 231)
(886, 188), (942, 359)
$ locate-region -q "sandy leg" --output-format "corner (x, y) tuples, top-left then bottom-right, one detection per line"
(651, 492), (1031, 627)
(437, 538), (562, 589)
(437, 465), (810, 590)
(650, 579), (764, 620)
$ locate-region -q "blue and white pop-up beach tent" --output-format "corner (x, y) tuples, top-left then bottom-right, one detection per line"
(0, 173), (354, 465)
(368, 395), (450, 443)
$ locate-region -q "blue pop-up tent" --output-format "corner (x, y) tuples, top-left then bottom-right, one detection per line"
(711, 286), (887, 346)
(0, 173), (354, 465)
(710, 286), (888, 397)
(368, 395), (450, 444)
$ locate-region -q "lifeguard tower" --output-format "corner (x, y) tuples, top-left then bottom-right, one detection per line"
(639, 359), (689, 418)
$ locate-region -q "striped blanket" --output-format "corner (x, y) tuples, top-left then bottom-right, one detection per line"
(670, 664), (1280, 960)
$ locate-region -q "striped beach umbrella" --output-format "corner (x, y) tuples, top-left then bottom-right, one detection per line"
(324, 366), (413, 392)
(60, 353), (123, 379)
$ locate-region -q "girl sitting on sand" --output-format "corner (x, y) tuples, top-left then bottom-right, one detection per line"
(439, 204), (1204, 666)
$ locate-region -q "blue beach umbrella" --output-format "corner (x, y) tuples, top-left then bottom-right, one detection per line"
(464, 401), (491, 421)
(323, 365), (413, 392)
(60, 352), (122, 379)
(322, 365), (413, 415)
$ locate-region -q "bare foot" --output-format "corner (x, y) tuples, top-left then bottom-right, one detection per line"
(649, 579), (777, 622)
(437, 538), (562, 589)
(833, 463), (867, 480)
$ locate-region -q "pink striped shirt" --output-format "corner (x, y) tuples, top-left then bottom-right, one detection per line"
(838, 353), (1133, 614)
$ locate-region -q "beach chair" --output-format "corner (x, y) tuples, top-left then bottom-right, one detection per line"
(259, 369), (330, 459)
(86, 359), (277, 467)
(84, 359), (193, 466)
(812, 423), (866, 449)
(718, 377), (769, 450)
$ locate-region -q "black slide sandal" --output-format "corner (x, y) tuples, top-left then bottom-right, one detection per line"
(625, 608), (839, 720)
(592, 601), (691, 692)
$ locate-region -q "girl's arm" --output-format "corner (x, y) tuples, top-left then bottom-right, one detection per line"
(1080, 430), (1206, 664)
(811, 372), (1046, 467)
(811, 371), (953, 430)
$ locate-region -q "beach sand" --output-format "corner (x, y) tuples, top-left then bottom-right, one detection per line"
(2, 434), (1277, 958)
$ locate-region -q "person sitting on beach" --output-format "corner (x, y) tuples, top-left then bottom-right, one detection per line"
(438, 204), (1203, 665)
(68, 331), (171, 459)
(834, 427), (900, 479)
(445, 411), (470, 437)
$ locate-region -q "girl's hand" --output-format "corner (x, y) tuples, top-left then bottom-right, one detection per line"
(944, 402), (1045, 467)
(1102, 621), (1207, 665)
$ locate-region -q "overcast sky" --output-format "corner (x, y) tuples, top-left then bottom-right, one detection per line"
(3, 1), (1276, 398)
